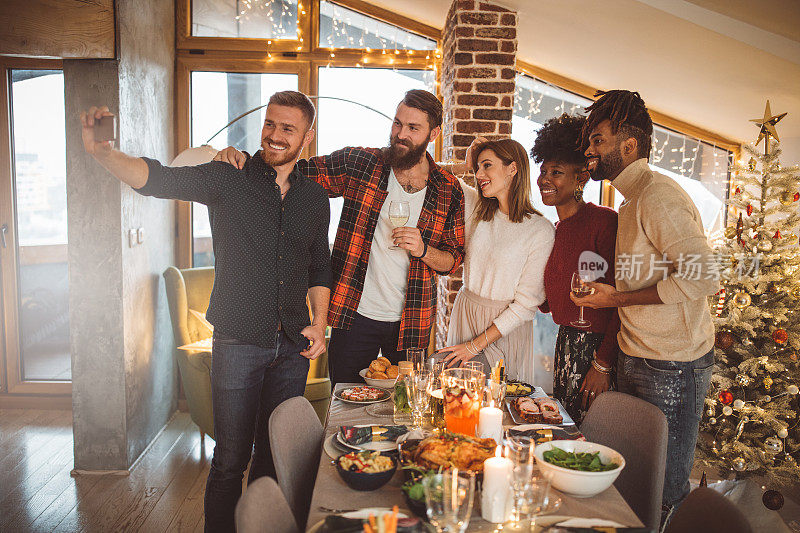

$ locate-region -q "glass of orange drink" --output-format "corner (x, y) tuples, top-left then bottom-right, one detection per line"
(442, 368), (485, 436)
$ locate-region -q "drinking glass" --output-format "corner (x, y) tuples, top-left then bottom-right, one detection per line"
(521, 478), (551, 530)
(388, 200), (410, 250)
(570, 271), (595, 328)
(407, 348), (426, 373)
(463, 360), (484, 377)
(423, 470), (476, 533)
(504, 435), (536, 528)
(442, 368), (484, 436)
(407, 370), (432, 429)
(487, 379), (506, 407)
(427, 361), (446, 430)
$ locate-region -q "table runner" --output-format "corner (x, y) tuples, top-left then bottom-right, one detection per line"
(305, 384), (644, 531)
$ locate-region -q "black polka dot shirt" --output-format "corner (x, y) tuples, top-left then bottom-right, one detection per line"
(137, 152), (331, 349)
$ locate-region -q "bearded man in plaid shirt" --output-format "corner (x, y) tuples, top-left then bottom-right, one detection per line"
(215, 89), (465, 384)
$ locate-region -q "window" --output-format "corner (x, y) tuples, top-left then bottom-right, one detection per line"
(192, 0), (299, 39)
(319, 1), (436, 50)
(6, 68), (70, 383)
(190, 71), (299, 267)
(316, 66), (436, 245)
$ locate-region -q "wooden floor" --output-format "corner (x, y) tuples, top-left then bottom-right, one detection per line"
(0, 409), (213, 532)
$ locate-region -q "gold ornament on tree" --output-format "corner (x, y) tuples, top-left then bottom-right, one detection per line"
(780, 191), (796, 206)
(733, 291), (752, 309)
(750, 100), (787, 152)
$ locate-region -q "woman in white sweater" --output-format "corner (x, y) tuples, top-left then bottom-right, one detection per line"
(440, 139), (555, 384)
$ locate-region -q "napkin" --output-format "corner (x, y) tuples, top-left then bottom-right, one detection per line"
(507, 426), (583, 443)
(541, 517), (652, 533)
(321, 515), (424, 533)
(339, 425), (408, 445)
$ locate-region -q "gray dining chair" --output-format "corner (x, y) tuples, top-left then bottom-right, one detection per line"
(580, 391), (668, 532)
(235, 476), (300, 533)
(269, 395), (324, 530)
(664, 487), (753, 533)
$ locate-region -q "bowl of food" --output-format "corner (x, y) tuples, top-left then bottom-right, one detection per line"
(336, 451), (398, 491)
(534, 440), (625, 498)
(360, 357), (399, 388)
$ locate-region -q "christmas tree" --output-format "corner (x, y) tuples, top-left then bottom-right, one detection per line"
(698, 101), (800, 488)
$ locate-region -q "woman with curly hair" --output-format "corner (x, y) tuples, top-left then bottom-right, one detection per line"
(439, 139), (554, 385)
(532, 113), (619, 423)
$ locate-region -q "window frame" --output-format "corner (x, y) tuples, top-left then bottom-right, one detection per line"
(175, 0), (442, 268)
(515, 59), (741, 209)
(0, 57), (71, 396)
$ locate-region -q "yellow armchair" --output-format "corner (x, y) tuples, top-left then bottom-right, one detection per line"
(163, 266), (332, 439)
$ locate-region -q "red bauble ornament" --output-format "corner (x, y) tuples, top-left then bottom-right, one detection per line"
(715, 331), (736, 350)
(794, 192), (800, 202)
(763, 490), (784, 511)
(746, 204), (754, 216)
(735, 187), (741, 195)
(773, 329), (788, 344)
(775, 231), (782, 239)
(719, 390), (734, 405)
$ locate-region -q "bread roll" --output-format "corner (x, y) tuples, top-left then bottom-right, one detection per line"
(369, 360), (385, 372)
(372, 371), (388, 379)
(365, 369), (374, 378)
(376, 356), (391, 367)
(385, 365), (399, 378)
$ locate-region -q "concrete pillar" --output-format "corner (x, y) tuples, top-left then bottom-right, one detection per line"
(66, 0), (177, 471)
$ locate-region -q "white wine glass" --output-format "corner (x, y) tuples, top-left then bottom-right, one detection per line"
(388, 200), (410, 250)
(570, 271), (594, 328)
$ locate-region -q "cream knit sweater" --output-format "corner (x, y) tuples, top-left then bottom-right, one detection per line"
(460, 180), (555, 336)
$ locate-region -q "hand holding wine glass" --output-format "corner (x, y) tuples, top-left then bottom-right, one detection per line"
(570, 271), (595, 328)
(388, 201), (410, 250)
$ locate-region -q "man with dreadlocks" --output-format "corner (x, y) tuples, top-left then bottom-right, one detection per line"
(570, 90), (719, 527)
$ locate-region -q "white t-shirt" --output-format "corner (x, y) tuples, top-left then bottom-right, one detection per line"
(357, 169), (427, 322)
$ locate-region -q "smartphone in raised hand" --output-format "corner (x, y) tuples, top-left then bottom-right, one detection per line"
(94, 115), (116, 142)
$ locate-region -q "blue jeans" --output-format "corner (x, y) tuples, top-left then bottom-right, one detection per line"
(204, 330), (309, 533)
(617, 348), (714, 512)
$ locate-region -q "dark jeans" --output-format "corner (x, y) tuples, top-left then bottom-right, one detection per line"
(327, 313), (405, 385)
(204, 330), (309, 533)
(617, 348), (714, 514)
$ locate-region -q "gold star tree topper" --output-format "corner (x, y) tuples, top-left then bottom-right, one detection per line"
(751, 100), (787, 150)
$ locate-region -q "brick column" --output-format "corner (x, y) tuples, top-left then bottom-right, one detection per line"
(436, 0), (518, 348)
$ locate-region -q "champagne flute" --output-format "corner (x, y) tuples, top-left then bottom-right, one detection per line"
(504, 435), (536, 530)
(388, 200), (410, 250)
(407, 370), (432, 430)
(570, 271), (594, 328)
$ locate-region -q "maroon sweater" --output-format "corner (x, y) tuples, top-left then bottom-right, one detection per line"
(541, 202), (620, 367)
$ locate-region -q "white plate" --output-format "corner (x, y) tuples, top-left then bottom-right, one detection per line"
(333, 386), (392, 405)
(532, 515), (626, 531)
(336, 425), (401, 453)
(307, 508), (409, 533)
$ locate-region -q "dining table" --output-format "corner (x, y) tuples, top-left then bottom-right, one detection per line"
(306, 383), (646, 531)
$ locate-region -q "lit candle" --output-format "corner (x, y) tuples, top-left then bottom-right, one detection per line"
(481, 446), (512, 523)
(478, 404), (503, 444)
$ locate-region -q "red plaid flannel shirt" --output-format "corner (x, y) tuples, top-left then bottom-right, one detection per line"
(296, 147), (465, 350)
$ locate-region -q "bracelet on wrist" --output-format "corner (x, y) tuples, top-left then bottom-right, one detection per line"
(468, 339), (482, 355)
(412, 239), (428, 259)
(592, 359), (613, 374)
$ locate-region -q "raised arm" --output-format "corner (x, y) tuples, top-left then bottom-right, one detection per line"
(81, 106), (148, 189)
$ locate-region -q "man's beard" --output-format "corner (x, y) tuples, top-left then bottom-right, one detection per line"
(261, 138), (303, 167)
(384, 135), (428, 170)
(589, 143), (625, 182)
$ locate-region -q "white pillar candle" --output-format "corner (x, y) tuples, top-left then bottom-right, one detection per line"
(481, 449), (513, 523)
(477, 405), (503, 444)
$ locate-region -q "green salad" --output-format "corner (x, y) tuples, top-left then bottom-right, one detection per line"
(542, 446), (619, 472)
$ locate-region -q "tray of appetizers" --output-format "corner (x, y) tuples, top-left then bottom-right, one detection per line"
(505, 386), (575, 426)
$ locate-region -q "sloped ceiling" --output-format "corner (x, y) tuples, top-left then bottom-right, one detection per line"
(368, 0), (800, 162)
